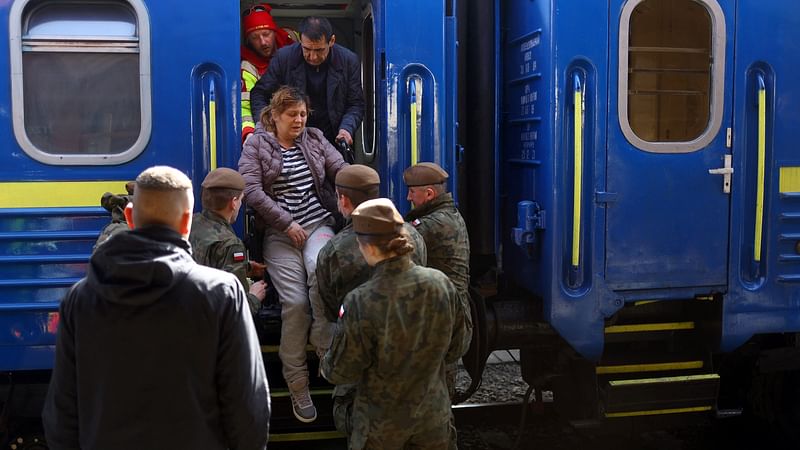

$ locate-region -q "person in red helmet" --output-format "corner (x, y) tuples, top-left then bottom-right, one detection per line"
(241, 4), (293, 144)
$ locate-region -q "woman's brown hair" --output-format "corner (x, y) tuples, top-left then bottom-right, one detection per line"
(357, 227), (415, 257)
(258, 85), (311, 133)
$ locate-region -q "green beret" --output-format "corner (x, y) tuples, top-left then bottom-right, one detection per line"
(352, 198), (404, 236)
(202, 168), (245, 191)
(402, 162), (449, 187)
(336, 164), (380, 192)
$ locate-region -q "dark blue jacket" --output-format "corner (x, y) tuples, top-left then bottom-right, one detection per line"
(250, 43), (365, 142)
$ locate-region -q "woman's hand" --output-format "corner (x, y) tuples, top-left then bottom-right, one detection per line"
(285, 221), (308, 249)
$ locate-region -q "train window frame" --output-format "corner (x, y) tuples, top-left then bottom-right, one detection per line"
(618, 0), (725, 153)
(8, 0), (151, 165)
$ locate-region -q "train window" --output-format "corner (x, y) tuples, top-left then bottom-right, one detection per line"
(9, 0), (151, 165)
(618, 0), (725, 153)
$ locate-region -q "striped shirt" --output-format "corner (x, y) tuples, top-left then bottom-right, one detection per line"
(273, 146), (331, 228)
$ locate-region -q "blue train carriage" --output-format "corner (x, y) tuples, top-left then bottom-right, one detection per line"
(0, 0), (242, 435)
(474, 0), (800, 437)
(0, 0), (459, 441)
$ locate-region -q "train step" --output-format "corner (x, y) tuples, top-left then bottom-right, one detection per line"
(601, 373), (720, 418)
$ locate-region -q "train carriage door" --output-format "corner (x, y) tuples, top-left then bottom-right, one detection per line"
(371, 0), (457, 213)
(605, 0), (734, 291)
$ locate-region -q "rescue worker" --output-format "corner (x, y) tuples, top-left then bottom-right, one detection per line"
(189, 168), (267, 314)
(250, 16), (364, 147)
(93, 181), (135, 252)
(241, 3), (292, 143)
(315, 165), (427, 438)
(321, 198), (470, 449)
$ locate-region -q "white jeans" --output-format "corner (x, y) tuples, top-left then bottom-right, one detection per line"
(264, 219), (335, 383)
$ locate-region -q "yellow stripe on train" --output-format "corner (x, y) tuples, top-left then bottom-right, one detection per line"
(0, 181), (131, 208)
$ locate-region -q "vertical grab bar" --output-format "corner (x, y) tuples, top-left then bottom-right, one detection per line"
(209, 80), (218, 170)
(410, 80), (419, 166)
(571, 73), (584, 270)
(753, 74), (766, 267)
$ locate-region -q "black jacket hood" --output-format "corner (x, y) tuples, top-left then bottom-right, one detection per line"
(87, 226), (194, 306)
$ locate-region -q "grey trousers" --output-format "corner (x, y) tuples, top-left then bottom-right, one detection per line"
(264, 219), (335, 383)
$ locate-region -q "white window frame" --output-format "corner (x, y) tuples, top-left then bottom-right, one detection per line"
(9, 0), (151, 165)
(618, 0), (725, 153)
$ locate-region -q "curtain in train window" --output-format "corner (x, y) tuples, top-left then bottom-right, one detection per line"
(619, 0), (725, 153)
(10, 0), (151, 163)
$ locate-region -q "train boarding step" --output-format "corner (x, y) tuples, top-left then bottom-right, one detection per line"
(260, 344), (344, 443)
(598, 312), (719, 420)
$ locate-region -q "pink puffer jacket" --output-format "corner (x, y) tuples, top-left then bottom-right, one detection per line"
(238, 124), (347, 232)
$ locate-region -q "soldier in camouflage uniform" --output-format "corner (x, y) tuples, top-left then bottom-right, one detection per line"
(189, 168), (267, 314)
(93, 181), (135, 253)
(404, 162), (473, 448)
(315, 165), (427, 436)
(322, 198), (470, 449)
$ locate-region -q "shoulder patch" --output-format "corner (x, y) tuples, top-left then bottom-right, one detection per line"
(339, 304), (345, 319)
(411, 218), (422, 227)
(233, 251), (246, 262)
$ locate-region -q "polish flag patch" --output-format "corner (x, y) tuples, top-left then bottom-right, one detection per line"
(233, 252), (246, 262)
(411, 219), (421, 227)
(339, 304), (345, 318)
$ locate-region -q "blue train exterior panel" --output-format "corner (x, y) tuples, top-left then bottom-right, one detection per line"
(501, 0), (611, 361)
(373, 0), (457, 214)
(0, 0), (241, 370)
(723, 0), (800, 351)
(501, 0), (800, 360)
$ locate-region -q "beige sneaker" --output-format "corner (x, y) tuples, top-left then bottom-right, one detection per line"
(288, 377), (317, 423)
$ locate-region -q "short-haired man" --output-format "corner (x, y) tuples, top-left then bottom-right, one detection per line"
(190, 167), (268, 314)
(316, 165), (427, 438)
(250, 16), (364, 147)
(43, 166), (270, 450)
(241, 4), (292, 143)
(404, 162), (473, 448)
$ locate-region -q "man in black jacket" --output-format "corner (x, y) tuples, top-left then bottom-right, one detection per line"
(43, 166), (270, 450)
(250, 16), (364, 147)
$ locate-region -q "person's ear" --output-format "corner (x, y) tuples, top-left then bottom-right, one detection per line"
(178, 210), (192, 236)
(124, 203), (135, 229)
(329, 34), (336, 46)
(425, 187), (436, 201)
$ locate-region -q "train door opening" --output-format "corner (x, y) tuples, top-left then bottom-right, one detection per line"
(605, 0), (734, 293)
(243, 0), (457, 213)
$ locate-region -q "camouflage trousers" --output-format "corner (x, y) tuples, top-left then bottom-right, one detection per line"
(334, 385), (459, 450)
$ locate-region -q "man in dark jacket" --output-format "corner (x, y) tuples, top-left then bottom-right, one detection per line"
(43, 166), (270, 450)
(250, 16), (364, 147)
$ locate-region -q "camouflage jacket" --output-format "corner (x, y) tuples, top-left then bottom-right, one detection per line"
(321, 255), (469, 449)
(316, 220), (428, 323)
(189, 210), (260, 314)
(405, 192), (473, 355)
(405, 192), (470, 294)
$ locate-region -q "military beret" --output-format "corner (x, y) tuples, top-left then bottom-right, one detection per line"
(202, 168), (245, 190)
(402, 162), (449, 187)
(336, 164), (380, 191)
(352, 198), (404, 236)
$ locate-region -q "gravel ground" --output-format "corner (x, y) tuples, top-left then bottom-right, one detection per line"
(457, 360), (529, 405)
(453, 359), (795, 450)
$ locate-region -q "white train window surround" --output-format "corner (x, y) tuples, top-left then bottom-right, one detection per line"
(618, 0), (726, 153)
(9, 0), (151, 165)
